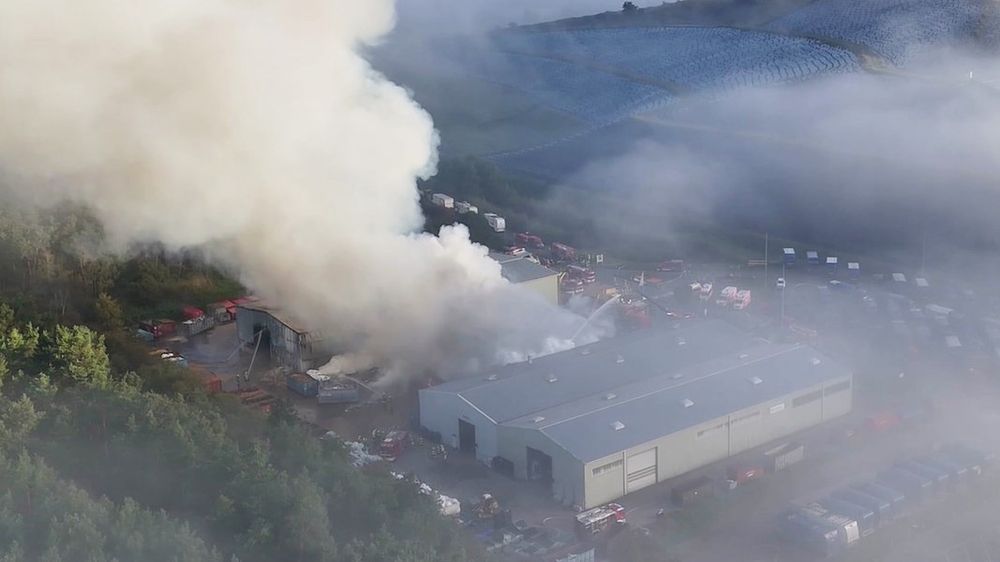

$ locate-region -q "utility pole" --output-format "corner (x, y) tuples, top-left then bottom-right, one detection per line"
(764, 232), (769, 289)
(780, 262), (786, 328)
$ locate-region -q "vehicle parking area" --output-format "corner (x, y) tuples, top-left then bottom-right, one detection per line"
(171, 252), (1000, 561)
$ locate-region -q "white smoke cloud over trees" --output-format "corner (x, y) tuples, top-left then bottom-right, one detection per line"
(0, 0), (594, 380)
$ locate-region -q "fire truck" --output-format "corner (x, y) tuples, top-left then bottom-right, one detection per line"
(515, 232), (544, 249)
(575, 503), (626, 535)
(560, 275), (585, 296)
(566, 264), (596, 284)
(379, 430), (410, 462)
(551, 242), (576, 262)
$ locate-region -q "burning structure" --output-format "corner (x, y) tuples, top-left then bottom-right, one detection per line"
(419, 320), (852, 508)
(236, 301), (328, 373)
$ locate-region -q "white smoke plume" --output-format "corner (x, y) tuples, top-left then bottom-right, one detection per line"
(0, 0), (600, 380)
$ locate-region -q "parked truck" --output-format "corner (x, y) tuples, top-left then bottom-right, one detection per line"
(566, 264), (596, 284)
(483, 213), (505, 233)
(832, 487), (892, 527)
(797, 503), (861, 548)
(851, 482), (905, 520)
(818, 497), (876, 537)
(379, 430), (410, 462)
(551, 243), (576, 262)
(574, 503), (625, 536)
(515, 232), (544, 249)
(778, 509), (844, 558)
(762, 442), (805, 472)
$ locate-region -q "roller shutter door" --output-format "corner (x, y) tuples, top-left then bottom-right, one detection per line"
(626, 448), (657, 493)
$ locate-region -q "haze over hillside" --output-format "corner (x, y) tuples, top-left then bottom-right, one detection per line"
(376, 0), (1000, 255)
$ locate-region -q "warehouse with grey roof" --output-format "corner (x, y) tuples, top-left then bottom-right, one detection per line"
(418, 320), (852, 508)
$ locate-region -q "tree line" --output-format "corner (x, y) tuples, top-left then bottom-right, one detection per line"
(0, 202), (481, 561)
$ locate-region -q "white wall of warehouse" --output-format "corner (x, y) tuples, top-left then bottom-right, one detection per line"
(516, 275), (559, 307)
(578, 375), (853, 509)
(418, 389), (498, 463)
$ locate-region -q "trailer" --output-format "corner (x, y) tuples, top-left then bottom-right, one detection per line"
(852, 483), (905, 520)
(483, 213), (505, 233)
(893, 461), (948, 496)
(316, 379), (360, 404)
(877, 469), (931, 506)
(797, 503), (861, 548)
(806, 251), (820, 265)
(574, 503), (625, 536)
(783, 248), (796, 265)
(431, 193), (454, 208)
(455, 201), (478, 214)
(287, 373), (319, 397)
(818, 497), (876, 537)
(762, 442), (805, 472)
(832, 488), (891, 528)
(179, 315), (215, 338)
(779, 509), (845, 558)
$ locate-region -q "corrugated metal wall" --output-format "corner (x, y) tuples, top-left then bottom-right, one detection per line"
(579, 375), (853, 508)
(497, 425), (585, 508)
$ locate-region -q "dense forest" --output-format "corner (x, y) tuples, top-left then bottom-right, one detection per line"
(0, 202), (479, 561)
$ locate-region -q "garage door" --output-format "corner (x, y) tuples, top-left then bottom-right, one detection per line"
(626, 448), (657, 493)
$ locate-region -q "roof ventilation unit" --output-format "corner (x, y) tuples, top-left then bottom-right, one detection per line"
(677, 337), (687, 346)
(604, 393), (617, 401)
(811, 357), (822, 366)
(581, 348), (591, 356)
(532, 416), (545, 423)
(671, 373), (684, 380)
(748, 376), (763, 385)
(739, 353), (750, 360)
(486, 374), (498, 381)
(615, 354), (625, 364)
(681, 398), (695, 408)
(546, 374), (559, 383)
(610, 421), (626, 431)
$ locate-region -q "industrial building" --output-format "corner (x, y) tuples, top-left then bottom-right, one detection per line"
(419, 321), (852, 509)
(491, 252), (560, 306)
(236, 302), (328, 372)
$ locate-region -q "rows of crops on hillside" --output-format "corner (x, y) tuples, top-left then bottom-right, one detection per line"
(494, 27), (858, 94)
(768, 0), (990, 65)
(464, 50), (672, 122)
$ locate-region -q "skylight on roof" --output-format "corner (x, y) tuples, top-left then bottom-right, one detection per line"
(749, 376), (763, 385)
(532, 416), (545, 423)
(610, 421), (626, 431)
(681, 398), (695, 408)
(671, 373), (684, 380)
(604, 393), (617, 401)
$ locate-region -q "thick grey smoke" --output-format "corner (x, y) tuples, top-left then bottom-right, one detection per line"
(0, 0), (596, 380)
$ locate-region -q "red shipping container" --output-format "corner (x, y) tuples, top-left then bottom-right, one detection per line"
(182, 306), (205, 320)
